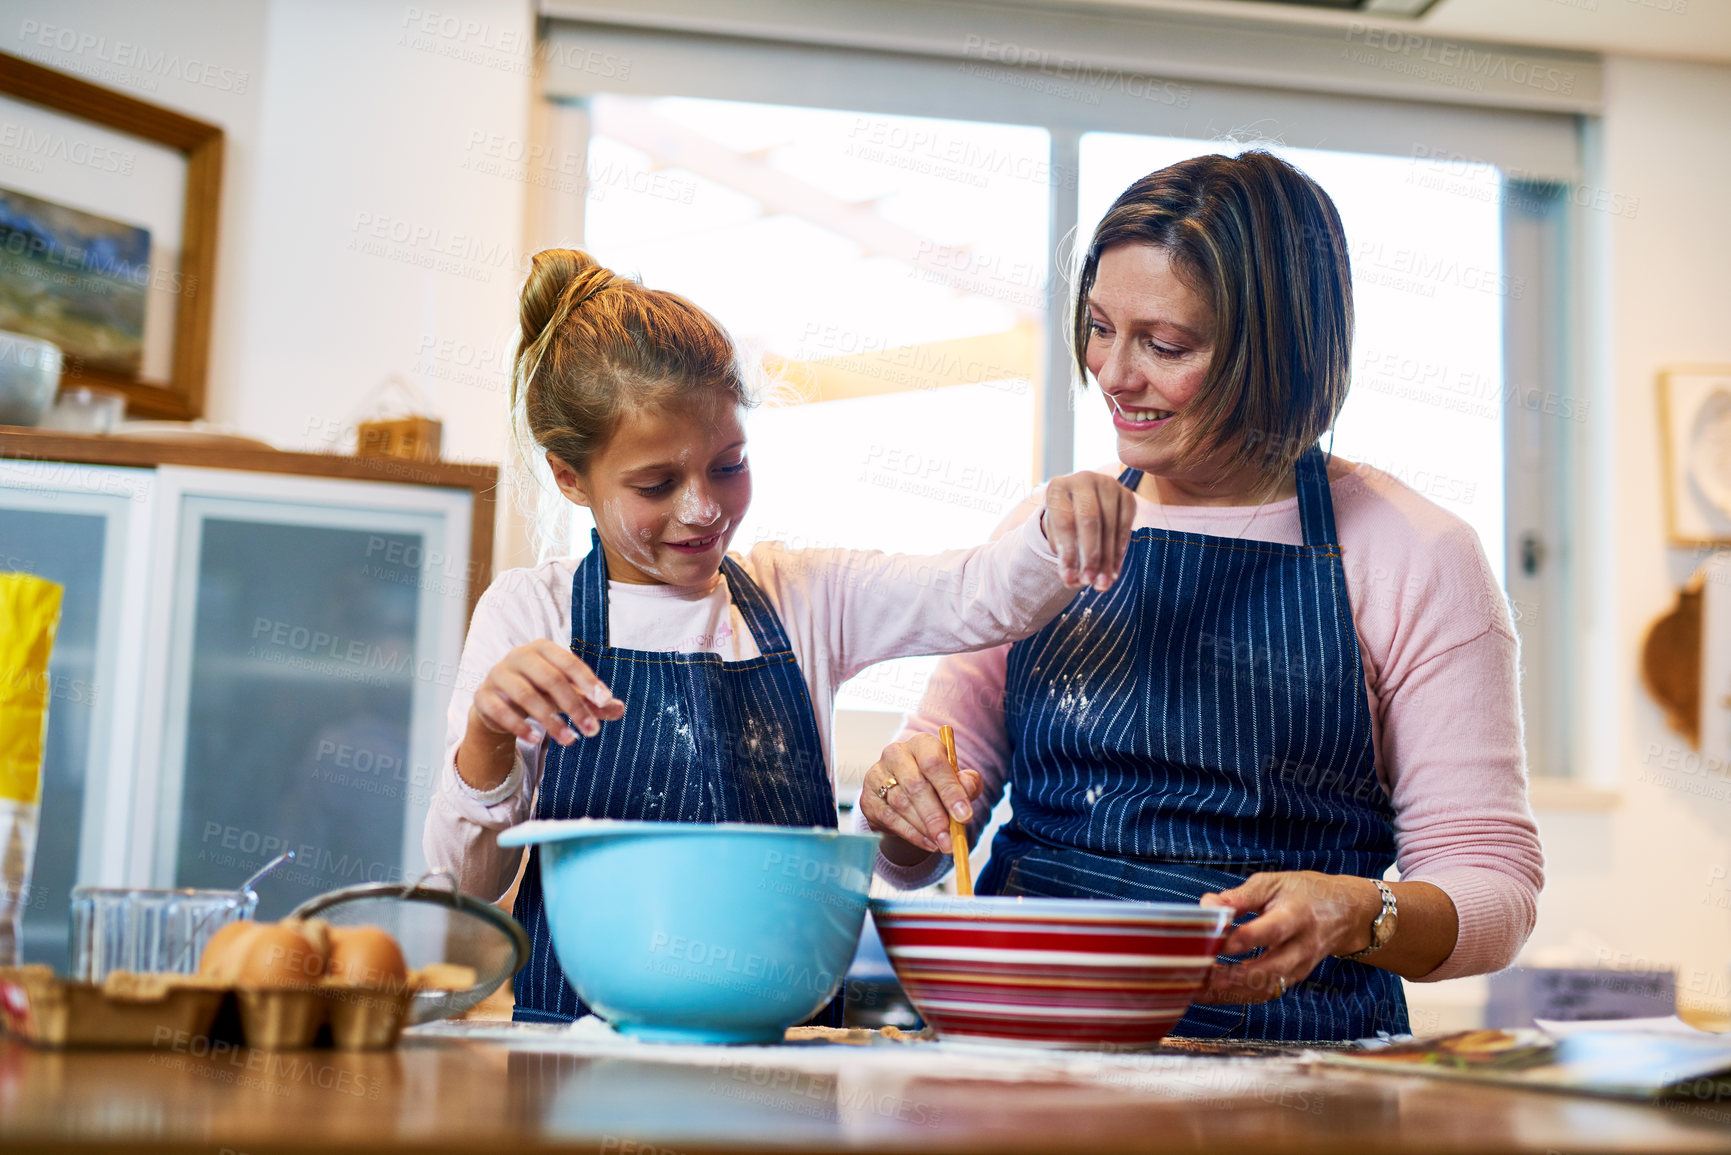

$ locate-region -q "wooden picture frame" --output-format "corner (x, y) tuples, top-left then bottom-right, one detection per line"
(0, 50), (223, 421)
(1657, 364), (1731, 546)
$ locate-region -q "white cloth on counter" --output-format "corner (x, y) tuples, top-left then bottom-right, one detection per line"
(406, 1018), (1325, 1098)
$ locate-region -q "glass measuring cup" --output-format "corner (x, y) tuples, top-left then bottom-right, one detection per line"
(68, 887), (257, 982)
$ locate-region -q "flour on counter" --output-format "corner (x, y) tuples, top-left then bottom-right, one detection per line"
(405, 1016), (1325, 1101)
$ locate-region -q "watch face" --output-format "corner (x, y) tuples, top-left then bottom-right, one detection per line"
(1372, 889), (1397, 947)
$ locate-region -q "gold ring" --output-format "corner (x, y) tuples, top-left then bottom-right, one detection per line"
(1276, 976), (1288, 998)
(875, 775), (899, 802)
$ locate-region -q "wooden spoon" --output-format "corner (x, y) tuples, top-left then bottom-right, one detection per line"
(939, 725), (973, 896)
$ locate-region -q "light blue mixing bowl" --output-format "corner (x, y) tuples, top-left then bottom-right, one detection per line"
(497, 819), (880, 1044)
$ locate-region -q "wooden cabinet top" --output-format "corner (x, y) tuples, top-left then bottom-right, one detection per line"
(1, 427), (500, 621)
(0, 428), (499, 495)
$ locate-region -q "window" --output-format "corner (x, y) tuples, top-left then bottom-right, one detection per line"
(579, 95), (1050, 712)
(535, 11), (1584, 778)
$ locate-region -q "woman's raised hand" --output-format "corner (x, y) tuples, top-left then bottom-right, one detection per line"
(469, 639), (626, 747)
(860, 733), (984, 860)
(1041, 471), (1138, 591)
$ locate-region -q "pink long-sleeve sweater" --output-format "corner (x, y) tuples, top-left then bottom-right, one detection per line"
(861, 459), (1545, 984)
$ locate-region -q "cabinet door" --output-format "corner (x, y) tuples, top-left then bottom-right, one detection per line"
(0, 463), (154, 969)
(143, 468), (471, 917)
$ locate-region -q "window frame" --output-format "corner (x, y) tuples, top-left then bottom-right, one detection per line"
(529, 18), (1588, 780)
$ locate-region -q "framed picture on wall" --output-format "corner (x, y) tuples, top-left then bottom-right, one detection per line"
(1658, 365), (1731, 545)
(0, 51), (222, 420)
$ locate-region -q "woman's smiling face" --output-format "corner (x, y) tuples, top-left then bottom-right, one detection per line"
(552, 390), (752, 586)
(1084, 243), (1221, 484)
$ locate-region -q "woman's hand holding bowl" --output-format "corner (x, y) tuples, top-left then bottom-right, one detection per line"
(1195, 871), (1383, 1003)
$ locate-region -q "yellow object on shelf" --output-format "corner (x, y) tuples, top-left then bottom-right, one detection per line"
(0, 573), (61, 806)
(0, 572), (61, 965)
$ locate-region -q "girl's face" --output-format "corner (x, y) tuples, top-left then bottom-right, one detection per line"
(1084, 243), (1234, 497)
(553, 391), (752, 586)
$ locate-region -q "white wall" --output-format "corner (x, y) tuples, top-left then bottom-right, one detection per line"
(1520, 54), (1731, 1021)
(1, 0), (534, 471)
(1403, 54), (1731, 1035)
(227, 0), (533, 468)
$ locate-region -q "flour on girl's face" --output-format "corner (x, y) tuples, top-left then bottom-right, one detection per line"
(674, 486), (722, 528)
(599, 498), (670, 582)
(571, 393), (753, 587)
(666, 444), (721, 528)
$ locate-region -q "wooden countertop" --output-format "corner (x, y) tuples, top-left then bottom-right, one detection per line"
(1, 1031), (1727, 1155)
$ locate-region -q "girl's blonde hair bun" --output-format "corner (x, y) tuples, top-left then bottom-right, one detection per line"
(519, 249), (615, 356)
(511, 248), (752, 478)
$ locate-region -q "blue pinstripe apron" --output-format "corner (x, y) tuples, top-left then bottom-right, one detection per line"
(976, 447), (1407, 1042)
(512, 533), (840, 1024)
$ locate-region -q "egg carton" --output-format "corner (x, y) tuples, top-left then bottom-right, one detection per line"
(218, 976), (424, 1051)
(0, 965), (225, 1048)
(0, 964), (450, 1051)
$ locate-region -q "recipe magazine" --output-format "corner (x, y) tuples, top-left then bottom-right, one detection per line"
(1313, 1019), (1731, 1101)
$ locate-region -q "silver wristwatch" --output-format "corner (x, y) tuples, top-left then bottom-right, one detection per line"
(1339, 880), (1397, 962)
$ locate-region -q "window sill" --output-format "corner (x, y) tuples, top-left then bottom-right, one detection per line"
(1527, 777), (1621, 811)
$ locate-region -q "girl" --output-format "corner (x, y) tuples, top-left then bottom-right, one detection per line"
(424, 249), (1135, 1024)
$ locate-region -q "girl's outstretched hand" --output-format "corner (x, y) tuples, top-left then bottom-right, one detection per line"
(469, 639), (625, 747)
(1041, 471), (1137, 591)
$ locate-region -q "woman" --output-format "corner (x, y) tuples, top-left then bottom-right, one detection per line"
(856, 151), (1544, 1042)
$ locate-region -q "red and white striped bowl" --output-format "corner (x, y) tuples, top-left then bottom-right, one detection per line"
(870, 895), (1234, 1050)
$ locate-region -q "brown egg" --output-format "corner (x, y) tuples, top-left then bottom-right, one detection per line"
(198, 920), (261, 984)
(235, 923), (326, 988)
(325, 926), (408, 988)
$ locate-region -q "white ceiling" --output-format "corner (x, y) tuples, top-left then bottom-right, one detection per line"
(1009, 0), (1731, 64)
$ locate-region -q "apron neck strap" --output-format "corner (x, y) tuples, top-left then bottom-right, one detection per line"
(570, 531), (795, 656)
(573, 530), (611, 647)
(1294, 445), (1338, 548)
(1117, 449), (1337, 548)
(719, 556), (795, 655)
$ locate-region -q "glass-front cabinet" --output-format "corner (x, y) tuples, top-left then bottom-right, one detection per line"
(0, 462), (152, 969)
(0, 448), (488, 963)
(143, 468), (472, 918)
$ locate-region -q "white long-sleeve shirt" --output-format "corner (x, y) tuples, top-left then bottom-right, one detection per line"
(423, 514), (1069, 901)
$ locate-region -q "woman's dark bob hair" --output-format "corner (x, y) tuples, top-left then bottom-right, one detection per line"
(1072, 150), (1353, 484)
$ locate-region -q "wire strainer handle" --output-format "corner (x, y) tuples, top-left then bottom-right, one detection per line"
(403, 870), (459, 899)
